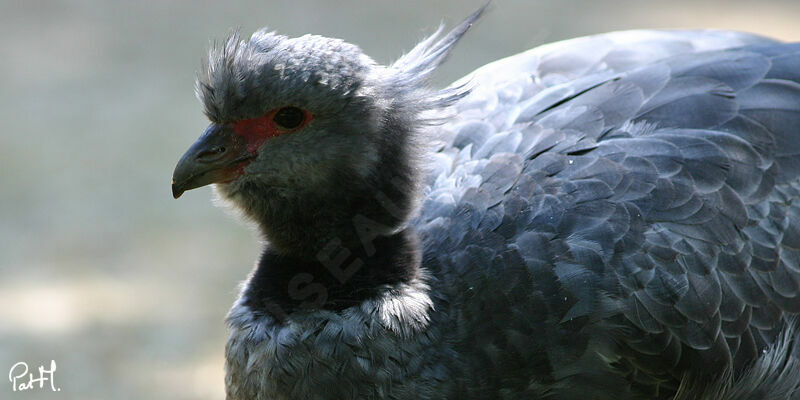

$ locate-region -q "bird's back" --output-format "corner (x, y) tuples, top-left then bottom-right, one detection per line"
(415, 30), (800, 398)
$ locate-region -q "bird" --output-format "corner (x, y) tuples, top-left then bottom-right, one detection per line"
(172, 5), (800, 399)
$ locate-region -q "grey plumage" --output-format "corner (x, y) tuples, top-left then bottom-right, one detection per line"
(173, 7), (800, 400)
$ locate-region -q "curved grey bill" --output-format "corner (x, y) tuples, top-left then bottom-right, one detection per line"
(172, 123), (253, 199)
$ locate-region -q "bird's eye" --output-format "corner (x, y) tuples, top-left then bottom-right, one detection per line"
(273, 107), (306, 129)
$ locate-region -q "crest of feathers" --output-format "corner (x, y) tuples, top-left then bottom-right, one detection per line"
(194, 5), (486, 126)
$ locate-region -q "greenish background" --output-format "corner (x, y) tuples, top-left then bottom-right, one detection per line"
(2, 1), (799, 398)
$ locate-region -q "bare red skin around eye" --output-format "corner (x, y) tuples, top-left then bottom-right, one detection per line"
(231, 107), (314, 154)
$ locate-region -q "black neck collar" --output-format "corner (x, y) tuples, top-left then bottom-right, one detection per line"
(243, 228), (421, 320)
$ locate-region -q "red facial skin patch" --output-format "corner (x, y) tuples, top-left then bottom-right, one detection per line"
(231, 107), (314, 154)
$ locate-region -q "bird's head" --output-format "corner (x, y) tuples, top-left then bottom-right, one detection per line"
(172, 31), (382, 200)
(172, 8), (483, 254)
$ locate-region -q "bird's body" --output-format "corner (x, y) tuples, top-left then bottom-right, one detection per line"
(173, 9), (800, 399)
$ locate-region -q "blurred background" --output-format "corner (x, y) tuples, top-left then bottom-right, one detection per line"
(1, 0), (799, 398)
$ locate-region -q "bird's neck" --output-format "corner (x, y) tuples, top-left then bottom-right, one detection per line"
(222, 110), (426, 317)
(231, 145), (423, 318)
(242, 225), (422, 319)
(254, 178), (413, 257)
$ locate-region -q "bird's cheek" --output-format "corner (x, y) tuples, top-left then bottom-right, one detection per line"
(220, 163), (249, 183)
(232, 114), (285, 154)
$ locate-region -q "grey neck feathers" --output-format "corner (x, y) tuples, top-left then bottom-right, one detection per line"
(234, 107), (423, 317)
(238, 102), (419, 259)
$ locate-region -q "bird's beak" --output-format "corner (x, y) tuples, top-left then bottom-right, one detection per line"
(172, 123), (254, 199)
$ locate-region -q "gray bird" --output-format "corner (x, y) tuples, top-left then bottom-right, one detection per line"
(172, 6), (800, 400)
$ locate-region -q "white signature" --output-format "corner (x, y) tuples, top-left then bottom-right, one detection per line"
(8, 360), (60, 392)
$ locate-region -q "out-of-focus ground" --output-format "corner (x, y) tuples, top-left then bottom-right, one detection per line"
(1, 0), (799, 398)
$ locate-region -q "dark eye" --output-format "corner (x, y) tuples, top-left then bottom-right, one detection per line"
(273, 107), (306, 129)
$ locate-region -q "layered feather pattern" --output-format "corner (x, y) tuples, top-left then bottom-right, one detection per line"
(415, 30), (800, 398)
